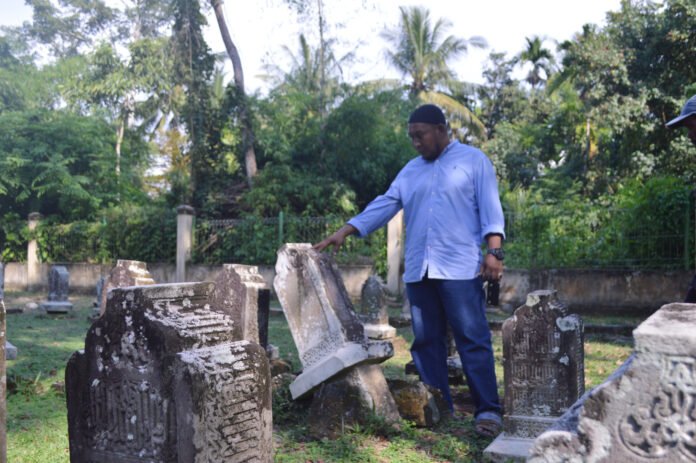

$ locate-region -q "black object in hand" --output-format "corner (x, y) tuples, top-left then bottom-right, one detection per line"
(486, 280), (500, 306)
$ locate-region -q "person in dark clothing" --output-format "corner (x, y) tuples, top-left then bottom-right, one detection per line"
(666, 94), (696, 303)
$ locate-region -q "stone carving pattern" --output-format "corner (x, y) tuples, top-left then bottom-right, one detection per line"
(87, 378), (173, 458)
(187, 344), (269, 462)
(618, 356), (696, 461)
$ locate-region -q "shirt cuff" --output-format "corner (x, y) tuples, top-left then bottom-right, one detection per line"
(347, 219), (368, 238)
(482, 226), (506, 241)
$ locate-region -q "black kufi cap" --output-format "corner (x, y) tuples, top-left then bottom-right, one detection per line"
(408, 104), (446, 125)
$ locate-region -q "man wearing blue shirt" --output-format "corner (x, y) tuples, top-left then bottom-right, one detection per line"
(314, 104), (505, 437)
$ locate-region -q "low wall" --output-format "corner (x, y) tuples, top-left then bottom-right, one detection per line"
(3, 262), (692, 315)
(2, 262), (375, 301)
(500, 268), (693, 315)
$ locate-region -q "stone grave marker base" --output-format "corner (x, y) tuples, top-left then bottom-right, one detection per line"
(40, 301), (73, 313)
(483, 434), (535, 462)
(308, 364), (400, 439)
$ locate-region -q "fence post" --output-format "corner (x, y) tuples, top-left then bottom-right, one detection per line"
(278, 210), (284, 247)
(386, 210), (404, 296)
(27, 212), (41, 291)
(176, 205), (195, 283)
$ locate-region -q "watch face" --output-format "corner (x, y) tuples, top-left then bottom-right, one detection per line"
(488, 248), (505, 260)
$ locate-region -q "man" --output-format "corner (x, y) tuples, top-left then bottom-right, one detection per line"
(314, 104), (505, 437)
(666, 94), (696, 303)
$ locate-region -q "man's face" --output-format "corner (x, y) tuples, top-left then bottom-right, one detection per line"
(681, 116), (696, 147)
(408, 123), (445, 161)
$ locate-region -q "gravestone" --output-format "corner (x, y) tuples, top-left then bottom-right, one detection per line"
(93, 276), (104, 308)
(359, 275), (396, 340)
(529, 302), (696, 463)
(210, 264), (269, 345)
(273, 243), (393, 399)
(484, 290), (584, 462)
(40, 265), (73, 313)
(99, 259), (155, 316)
(274, 243), (398, 432)
(66, 282), (272, 463)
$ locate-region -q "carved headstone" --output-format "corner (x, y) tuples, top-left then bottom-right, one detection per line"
(210, 264), (269, 345)
(66, 283), (272, 463)
(359, 275), (396, 340)
(273, 243), (394, 404)
(484, 290), (584, 462)
(529, 302), (696, 463)
(99, 259), (155, 316)
(40, 265), (73, 313)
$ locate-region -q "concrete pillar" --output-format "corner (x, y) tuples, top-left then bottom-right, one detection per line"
(386, 210), (404, 296)
(27, 212), (41, 291)
(176, 205), (195, 283)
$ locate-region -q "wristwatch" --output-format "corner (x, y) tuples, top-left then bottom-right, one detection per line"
(487, 248), (505, 261)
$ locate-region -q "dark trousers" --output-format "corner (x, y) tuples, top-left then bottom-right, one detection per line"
(686, 274), (696, 303)
(406, 275), (501, 416)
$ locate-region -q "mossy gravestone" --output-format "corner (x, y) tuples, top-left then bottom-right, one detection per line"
(484, 290), (584, 462)
(66, 283), (272, 462)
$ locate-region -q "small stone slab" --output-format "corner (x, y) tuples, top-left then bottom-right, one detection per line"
(5, 341), (16, 361)
(41, 301), (73, 313)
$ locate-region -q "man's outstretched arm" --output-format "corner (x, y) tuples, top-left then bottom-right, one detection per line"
(313, 223), (358, 253)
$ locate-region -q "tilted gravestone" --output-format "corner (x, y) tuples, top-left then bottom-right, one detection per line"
(99, 259), (155, 316)
(66, 283), (272, 463)
(210, 264), (269, 346)
(359, 275), (396, 340)
(529, 302), (696, 463)
(274, 243), (393, 399)
(274, 243), (398, 434)
(40, 265), (73, 313)
(484, 290), (584, 462)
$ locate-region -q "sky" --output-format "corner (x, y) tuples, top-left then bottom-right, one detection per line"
(2, 0), (623, 93)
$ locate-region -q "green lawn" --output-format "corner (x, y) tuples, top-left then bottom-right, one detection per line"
(5, 292), (634, 463)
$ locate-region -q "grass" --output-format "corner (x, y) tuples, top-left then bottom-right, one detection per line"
(5, 292), (635, 463)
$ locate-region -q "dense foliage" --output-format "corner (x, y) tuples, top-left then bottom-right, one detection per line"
(0, 0), (694, 269)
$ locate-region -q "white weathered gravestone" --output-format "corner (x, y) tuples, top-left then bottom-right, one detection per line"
(274, 244), (399, 436)
(529, 302), (696, 463)
(484, 290), (584, 462)
(40, 265), (73, 313)
(66, 283), (272, 462)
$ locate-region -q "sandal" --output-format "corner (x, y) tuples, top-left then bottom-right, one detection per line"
(475, 412), (502, 438)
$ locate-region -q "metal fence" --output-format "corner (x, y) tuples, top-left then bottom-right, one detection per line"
(193, 213), (385, 269)
(1, 200), (693, 271)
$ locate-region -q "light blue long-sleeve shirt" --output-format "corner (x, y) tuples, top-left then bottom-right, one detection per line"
(348, 141), (505, 283)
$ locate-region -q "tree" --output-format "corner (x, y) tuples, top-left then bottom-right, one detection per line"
(210, 0), (258, 187)
(381, 6), (487, 140)
(0, 110), (149, 220)
(518, 36), (555, 89)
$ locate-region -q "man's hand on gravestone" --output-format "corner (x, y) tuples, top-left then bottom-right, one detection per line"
(313, 224), (357, 253)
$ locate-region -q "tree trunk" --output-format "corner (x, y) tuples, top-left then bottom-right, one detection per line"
(211, 0), (258, 187)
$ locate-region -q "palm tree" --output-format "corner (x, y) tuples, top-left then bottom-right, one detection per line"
(518, 36), (555, 89)
(381, 6), (488, 140)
